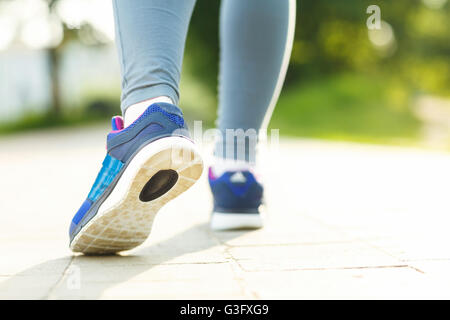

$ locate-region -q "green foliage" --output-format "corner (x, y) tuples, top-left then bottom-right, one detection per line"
(2, 0), (449, 145)
(184, 0), (449, 143)
(270, 73), (421, 144)
(0, 98), (117, 135)
(187, 0), (449, 94)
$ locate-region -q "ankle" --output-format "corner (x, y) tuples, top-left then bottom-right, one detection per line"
(124, 96), (173, 127)
(211, 157), (256, 177)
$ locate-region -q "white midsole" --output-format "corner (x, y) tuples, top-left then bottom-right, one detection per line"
(210, 212), (263, 231)
(70, 136), (202, 251)
(99, 136), (199, 214)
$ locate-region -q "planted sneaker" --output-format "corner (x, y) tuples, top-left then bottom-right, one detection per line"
(69, 103), (203, 254)
(208, 167), (264, 230)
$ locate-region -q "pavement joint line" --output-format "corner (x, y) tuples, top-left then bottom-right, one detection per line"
(76, 261), (230, 267)
(359, 241), (428, 275)
(348, 240), (427, 275)
(156, 261), (228, 265)
(241, 265), (412, 272)
(207, 227), (258, 299)
(45, 255), (75, 300)
(407, 266), (425, 274)
(349, 234), (414, 269)
(207, 228), (246, 273)
(221, 240), (372, 248)
(223, 246), (259, 299)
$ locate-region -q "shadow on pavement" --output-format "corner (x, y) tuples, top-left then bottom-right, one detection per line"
(0, 222), (246, 299)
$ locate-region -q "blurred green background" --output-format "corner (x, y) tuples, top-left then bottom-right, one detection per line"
(0, 0), (449, 148)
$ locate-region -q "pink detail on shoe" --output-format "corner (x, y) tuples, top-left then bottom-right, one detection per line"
(111, 116), (124, 132)
(114, 116), (124, 130)
(208, 167), (217, 181)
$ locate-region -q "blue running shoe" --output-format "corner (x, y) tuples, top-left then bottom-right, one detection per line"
(208, 167), (264, 230)
(69, 102), (203, 254)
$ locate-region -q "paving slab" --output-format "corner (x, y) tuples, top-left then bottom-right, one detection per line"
(241, 267), (437, 299)
(1, 125), (450, 299)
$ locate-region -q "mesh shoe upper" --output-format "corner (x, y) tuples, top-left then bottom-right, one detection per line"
(69, 102), (189, 239)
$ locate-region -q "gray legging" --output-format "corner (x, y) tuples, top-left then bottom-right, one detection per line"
(112, 0), (295, 162)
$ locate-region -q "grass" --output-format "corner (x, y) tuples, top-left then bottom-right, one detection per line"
(0, 105), (116, 135)
(270, 73), (422, 145)
(0, 72), (424, 147)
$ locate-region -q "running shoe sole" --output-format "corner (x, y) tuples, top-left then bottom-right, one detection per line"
(70, 137), (203, 254)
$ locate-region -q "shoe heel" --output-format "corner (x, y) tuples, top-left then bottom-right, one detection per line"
(70, 137), (203, 254)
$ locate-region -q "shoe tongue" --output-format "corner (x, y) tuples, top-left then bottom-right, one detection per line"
(111, 116), (124, 131)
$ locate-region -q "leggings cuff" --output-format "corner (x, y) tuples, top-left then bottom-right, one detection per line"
(121, 83), (179, 113)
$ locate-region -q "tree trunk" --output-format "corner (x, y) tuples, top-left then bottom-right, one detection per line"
(48, 48), (61, 116)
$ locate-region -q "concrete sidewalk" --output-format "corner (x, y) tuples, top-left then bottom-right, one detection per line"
(1, 124), (450, 299)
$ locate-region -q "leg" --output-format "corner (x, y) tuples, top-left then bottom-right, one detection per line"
(216, 0), (296, 163)
(209, 0), (296, 230)
(69, 0), (204, 254)
(113, 0), (197, 125)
